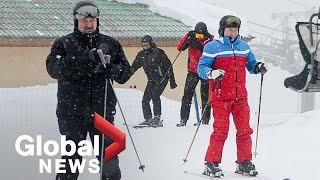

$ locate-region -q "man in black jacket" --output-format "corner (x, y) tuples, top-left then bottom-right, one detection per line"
(131, 35), (177, 127)
(46, 1), (130, 179)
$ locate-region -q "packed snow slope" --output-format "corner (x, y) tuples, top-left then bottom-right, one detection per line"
(1, 64), (320, 179)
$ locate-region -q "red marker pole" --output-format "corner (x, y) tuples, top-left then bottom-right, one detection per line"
(94, 112), (126, 162)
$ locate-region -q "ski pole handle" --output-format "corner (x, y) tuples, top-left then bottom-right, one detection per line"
(97, 49), (107, 67)
(97, 49), (111, 66)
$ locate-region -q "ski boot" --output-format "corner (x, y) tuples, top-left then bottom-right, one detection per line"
(203, 162), (224, 178)
(193, 122), (201, 126)
(194, 119), (210, 126)
(201, 118), (210, 125)
(138, 118), (152, 126)
(176, 119), (187, 127)
(150, 115), (163, 128)
(235, 160), (258, 176)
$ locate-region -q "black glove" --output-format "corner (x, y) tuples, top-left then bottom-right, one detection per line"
(103, 63), (123, 79)
(130, 67), (135, 75)
(187, 30), (203, 50)
(255, 62), (268, 74)
(170, 80), (177, 89)
(75, 48), (100, 74)
(187, 30), (195, 37)
(88, 48), (100, 63)
(188, 31), (196, 41)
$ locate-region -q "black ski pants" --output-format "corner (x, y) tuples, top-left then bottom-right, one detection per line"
(142, 78), (168, 120)
(56, 115), (121, 180)
(180, 72), (211, 123)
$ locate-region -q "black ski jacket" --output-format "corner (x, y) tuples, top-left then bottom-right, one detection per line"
(131, 46), (176, 85)
(46, 30), (131, 122)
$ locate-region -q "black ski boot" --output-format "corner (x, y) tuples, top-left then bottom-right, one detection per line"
(139, 118), (152, 126)
(194, 120), (209, 126)
(201, 118), (210, 125)
(150, 116), (163, 128)
(193, 122), (201, 126)
(235, 160), (258, 176)
(203, 162), (224, 178)
(176, 119), (187, 127)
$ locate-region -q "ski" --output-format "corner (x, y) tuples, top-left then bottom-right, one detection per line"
(184, 170), (270, 180)
(133, 125), (152, 129)
(123, 123), (196, 128)
(122, 123), (152, 128)
(193, 122), (211, 126)
(184, 170), (223, 179)
(122, 123), (165, 129)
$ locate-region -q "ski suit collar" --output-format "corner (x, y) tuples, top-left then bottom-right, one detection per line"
(74, 28), (100, 49)
(217, 35), (241, 46)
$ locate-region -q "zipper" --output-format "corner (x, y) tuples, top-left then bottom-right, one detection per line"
(158, 66), (163, 77)
(231, 43), (238, 99)
(218, 81), (222, 98)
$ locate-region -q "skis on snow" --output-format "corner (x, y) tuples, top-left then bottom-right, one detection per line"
(184, 170), (222, 179)
(123, 123), (198, 128)
(123, 123), (154, 129)
(184, 170), (270, 180)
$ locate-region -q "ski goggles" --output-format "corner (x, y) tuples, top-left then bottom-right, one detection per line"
(74, 5), (99, 20)
(225, 16), (241, 28)
(195, 33), (204, 39)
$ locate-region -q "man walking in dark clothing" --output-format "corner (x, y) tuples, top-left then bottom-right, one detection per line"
(131, 35), (177, 127)
(46, 1), (131, 179)
(176, 22), (214, 127)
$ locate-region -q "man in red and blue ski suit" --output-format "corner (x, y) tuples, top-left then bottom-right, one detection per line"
(197, 15), (267, 177)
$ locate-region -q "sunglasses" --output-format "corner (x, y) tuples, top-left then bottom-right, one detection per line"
(195, 33), (204, 39)
(75, 5), (99, 20)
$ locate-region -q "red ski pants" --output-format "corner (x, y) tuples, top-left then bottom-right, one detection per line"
(205, 99), (253, 163)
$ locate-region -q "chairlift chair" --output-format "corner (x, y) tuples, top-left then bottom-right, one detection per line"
(284, 8), (320, 92)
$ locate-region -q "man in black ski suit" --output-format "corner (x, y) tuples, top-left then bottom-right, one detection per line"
(46, 1), (130, 180)
(131, 35), (177, 127)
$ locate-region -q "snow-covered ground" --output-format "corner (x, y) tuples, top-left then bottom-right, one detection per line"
(1, 63), (320, 179)
(1, 0), (320, 179)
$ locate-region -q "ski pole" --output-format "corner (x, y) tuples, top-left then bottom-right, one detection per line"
(159, 38), (189, 84)
(159, 50), (183, 84)
(254, 74), (264, 158)
(109, 80), (146, 172)
(94, 49), (108, 180)
(193, 92), (201, 124)
(183, 80), (217, 164)
(97, 50), (145, 172)
(99, 77), (108, 180)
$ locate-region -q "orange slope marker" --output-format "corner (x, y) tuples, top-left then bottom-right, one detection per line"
(94, 112), (126, 162)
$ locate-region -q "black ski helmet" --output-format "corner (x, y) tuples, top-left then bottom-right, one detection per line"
(195, 22), (208, 34)
(141, 35), (153, 44)
(218, 15), (241, 37)
(73, 1), (100, 30)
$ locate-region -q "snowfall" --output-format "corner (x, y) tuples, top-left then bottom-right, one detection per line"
(1, 0), (320, 180)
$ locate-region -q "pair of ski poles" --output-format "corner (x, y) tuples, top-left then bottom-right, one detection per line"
(182, 74), (265, 163)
